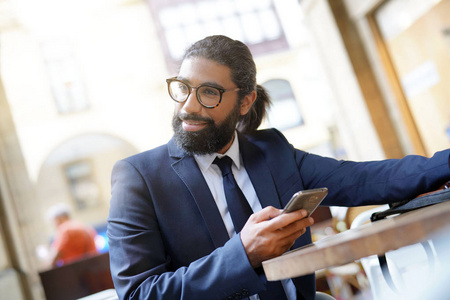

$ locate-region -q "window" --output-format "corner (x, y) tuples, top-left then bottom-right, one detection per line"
(262, 79), (303, 130)
(146, 0), (288, 72)
(41, 40), (89, 114)
(64, 160), (100, 210)
(373, 0), (450, 155)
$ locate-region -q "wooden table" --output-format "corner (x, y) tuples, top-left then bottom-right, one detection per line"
(262, 201), (450, 281)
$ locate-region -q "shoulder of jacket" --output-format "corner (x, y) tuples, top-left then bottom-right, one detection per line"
(244, 128), (291, 149)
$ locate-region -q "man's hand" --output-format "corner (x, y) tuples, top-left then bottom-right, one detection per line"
(240, 206), (314, 268)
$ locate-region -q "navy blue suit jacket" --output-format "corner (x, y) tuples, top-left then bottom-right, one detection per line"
(107, 129), (450, 300)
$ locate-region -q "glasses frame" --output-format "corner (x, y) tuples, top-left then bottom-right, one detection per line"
(166, 77), (240, 109)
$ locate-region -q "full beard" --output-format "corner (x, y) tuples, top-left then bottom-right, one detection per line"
(172, 104), (241, 155)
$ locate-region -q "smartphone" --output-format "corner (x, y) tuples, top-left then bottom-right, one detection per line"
(281, 188), (328, 216)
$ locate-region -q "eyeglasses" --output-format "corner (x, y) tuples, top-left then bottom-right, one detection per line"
(166, 77), (240, 109)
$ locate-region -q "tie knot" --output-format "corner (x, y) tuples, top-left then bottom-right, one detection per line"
(213, 156), (233, 177)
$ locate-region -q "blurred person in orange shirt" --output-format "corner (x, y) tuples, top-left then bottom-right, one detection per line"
(47, 203), (98, 267)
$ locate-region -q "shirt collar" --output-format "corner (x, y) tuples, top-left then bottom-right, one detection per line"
(194, 131), (241, 172)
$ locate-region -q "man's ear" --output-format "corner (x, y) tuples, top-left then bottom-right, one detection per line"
(240, 90), (257, 116)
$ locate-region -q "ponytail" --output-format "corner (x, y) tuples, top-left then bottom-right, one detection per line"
(237, 85), (271, 135)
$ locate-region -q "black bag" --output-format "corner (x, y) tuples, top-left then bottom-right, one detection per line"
(371, 185), (450, 222)
(369, 182), (450, 293)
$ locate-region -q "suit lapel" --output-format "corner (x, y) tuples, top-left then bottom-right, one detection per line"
(239, 134), (282, 209)
(167, 133), (282, 249)
(168, 139), (230, 248)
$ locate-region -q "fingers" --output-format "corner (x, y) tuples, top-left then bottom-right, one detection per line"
(249, 206), (283, 223)
(284, 216), (314, 232)
(266, 208), (309, 230)
(241, 207), (315, 268)
(276, 216), (314, 240)
(247, 206), (313, 232)
(282, 218), (312, 240)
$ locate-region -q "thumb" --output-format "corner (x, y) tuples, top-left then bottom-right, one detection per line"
(251, 206), (282, 223)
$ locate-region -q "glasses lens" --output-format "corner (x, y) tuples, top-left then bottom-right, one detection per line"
(169, 81), (189, 102)
(197, 86), (221, 107)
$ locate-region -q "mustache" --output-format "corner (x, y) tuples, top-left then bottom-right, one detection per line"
(176, 112), (214, 124)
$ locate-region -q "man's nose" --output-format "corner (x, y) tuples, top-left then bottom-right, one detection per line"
(181, 91), (202, 114)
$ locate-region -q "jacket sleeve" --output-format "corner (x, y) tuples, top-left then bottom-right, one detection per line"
(107, 159), (265, 300)
(296, 148), (450, 207)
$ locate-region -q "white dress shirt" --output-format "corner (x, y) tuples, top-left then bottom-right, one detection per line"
(194, 132), (296, 300)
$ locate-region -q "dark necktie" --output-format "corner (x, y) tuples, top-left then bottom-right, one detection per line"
(213, 156), (253, 233)
(214, 156), (288, 300)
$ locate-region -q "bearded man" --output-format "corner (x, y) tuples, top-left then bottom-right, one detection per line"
(107, 35), (450, 300)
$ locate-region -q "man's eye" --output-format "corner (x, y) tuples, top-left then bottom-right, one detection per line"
(176, 83), (189, 92)
(200, 87), (219, 97)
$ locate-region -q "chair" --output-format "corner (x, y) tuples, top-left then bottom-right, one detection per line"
(350, 205), (436, 300)
(39, 253), (114, 300)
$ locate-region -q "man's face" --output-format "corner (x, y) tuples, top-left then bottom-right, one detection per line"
(172, 57), (243, 155)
